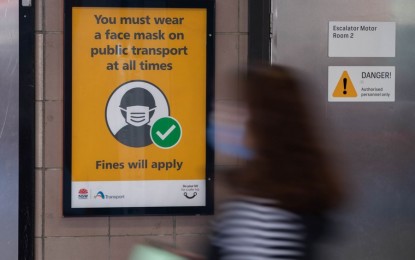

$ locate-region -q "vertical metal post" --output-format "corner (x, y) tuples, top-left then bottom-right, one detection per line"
(19, 0), (35, 259)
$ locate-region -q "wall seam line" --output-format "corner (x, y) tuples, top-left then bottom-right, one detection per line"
(41, 0), (46, 258)
(173, 216), (177, 247)
(108, 216), (111, 260)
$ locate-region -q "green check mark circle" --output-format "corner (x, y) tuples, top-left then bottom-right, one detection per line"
(150, 117), (182, 149)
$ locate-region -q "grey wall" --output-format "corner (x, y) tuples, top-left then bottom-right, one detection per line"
(272, 0), (415, 259)
(0, 0), (19, 259)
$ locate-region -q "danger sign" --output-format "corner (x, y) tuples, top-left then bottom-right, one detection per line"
(328, 66), (395, 102)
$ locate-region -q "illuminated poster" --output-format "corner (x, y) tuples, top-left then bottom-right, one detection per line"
(64, 1), (214, 215)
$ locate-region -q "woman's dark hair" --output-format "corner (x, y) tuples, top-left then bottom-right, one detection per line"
(229, 65), (343, 213)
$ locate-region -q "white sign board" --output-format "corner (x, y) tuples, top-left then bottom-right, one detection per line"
(329, 22), (396, 57)
(328, 66), (395, 102)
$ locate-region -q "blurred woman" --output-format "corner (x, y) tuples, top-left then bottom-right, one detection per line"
(209, 66), (343, 260)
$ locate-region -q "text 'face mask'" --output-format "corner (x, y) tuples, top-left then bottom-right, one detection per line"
(120, 106), (156, 127)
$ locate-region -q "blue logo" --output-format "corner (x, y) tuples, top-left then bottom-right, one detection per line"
(94, 191), (105, 199)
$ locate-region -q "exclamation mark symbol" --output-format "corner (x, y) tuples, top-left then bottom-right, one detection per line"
(343, 78), (347, 95)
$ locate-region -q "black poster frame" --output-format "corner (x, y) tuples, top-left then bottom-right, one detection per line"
(63, 0), (215, 216)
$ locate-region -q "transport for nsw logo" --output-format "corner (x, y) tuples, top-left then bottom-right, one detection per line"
(94, 191), (105, 199)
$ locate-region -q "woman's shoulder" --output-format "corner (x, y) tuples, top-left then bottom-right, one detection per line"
(210, 196), (308, 259)
(217, 195), (301, 218)
(212, 195), (305, 232)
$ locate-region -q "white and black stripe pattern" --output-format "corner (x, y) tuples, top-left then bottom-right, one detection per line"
(210, 197), (306, 260)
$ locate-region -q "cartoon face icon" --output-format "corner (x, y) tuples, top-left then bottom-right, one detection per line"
(106, 81), (170, 148)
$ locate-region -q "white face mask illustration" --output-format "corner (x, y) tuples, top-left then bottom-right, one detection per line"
(119, 106), (156, 127)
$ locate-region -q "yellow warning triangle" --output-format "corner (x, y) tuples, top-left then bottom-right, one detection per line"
(333, 71), (358, 97)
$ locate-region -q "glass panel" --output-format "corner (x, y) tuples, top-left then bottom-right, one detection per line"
(0, 0), (19, 258)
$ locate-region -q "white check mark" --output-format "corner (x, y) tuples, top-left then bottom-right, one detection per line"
(156, 125), (176, 140)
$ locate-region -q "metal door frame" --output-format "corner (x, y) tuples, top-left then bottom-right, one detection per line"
(248, 0), (271, 65)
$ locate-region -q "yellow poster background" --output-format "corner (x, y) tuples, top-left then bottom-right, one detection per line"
(72, 8), (207, 181)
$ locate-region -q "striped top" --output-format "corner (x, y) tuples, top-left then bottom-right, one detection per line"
(209, 197), (308, 260)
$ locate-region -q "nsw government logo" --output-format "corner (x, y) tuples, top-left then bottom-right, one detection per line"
(78, 188), (89, 199)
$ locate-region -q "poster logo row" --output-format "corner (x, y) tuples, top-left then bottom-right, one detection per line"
(72, 181), (206, 208)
